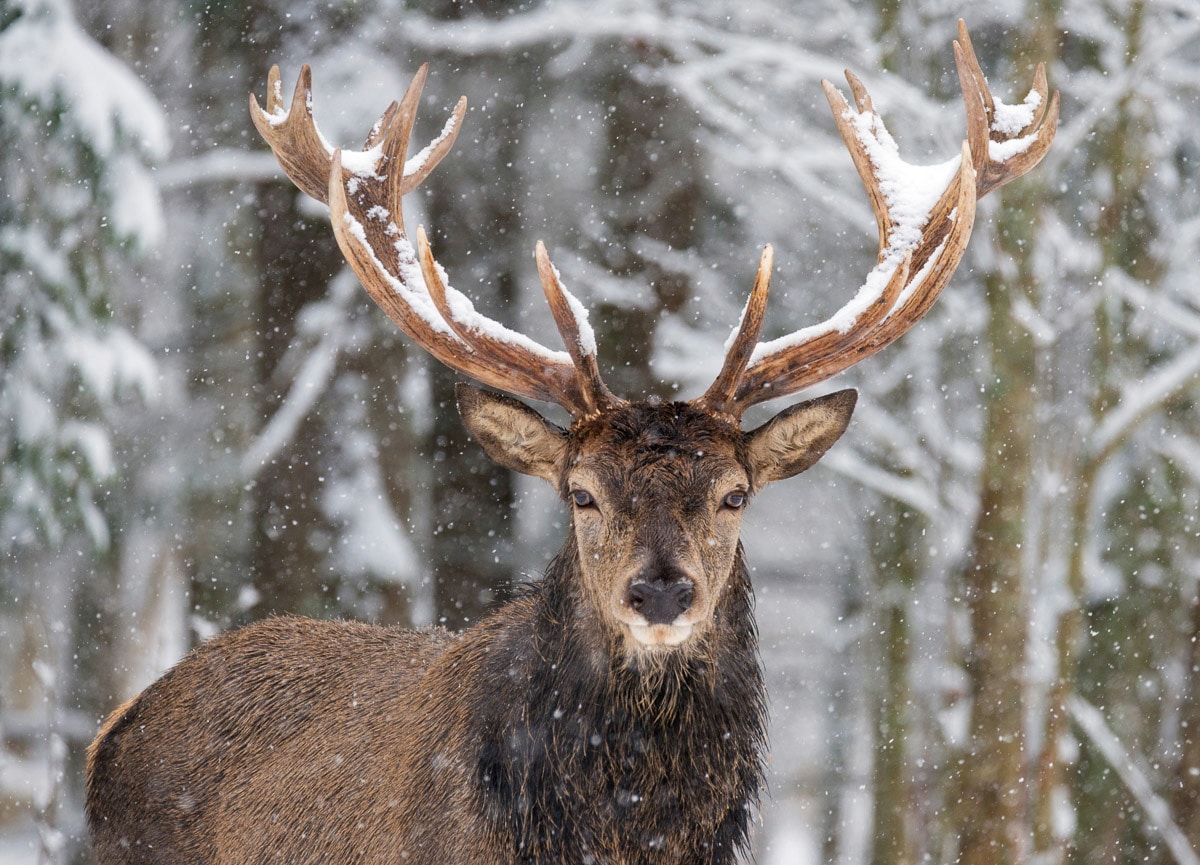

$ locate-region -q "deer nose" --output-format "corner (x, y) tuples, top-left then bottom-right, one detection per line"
(627, 580), (694, 625)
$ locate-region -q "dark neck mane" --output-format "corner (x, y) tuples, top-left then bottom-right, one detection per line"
(476, 538), (766, 862)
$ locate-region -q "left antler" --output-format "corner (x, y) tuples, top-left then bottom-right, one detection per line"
(694, 20), (1059, 418)
(250, 64), (621, 418)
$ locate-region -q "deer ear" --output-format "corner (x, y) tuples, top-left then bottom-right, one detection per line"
(744, 389), (857, 486)
(456, 383), (567, 485)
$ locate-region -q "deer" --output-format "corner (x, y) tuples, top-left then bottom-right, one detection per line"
(85, 21), (1056, 865)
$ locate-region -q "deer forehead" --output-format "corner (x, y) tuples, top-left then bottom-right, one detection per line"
(564, 402), (748, 500)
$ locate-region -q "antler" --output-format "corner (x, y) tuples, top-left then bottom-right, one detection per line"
(695, 19), (1059, 418)
(250, 65), (620, 418)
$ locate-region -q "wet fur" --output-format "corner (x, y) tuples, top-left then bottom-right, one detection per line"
(86, 545), (765, 865)
(82, 396), (852, 864)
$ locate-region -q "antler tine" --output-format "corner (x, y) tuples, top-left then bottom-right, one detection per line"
(250, 65), (333, 202)
(364, 100), (400, 150)
(416, 229), (597, 413)
(726, 246), (915, 411)
(955, 18), (1060, 197)
(379, 64), (467, 207)
(723, 103), (979, 413)
(703, 19), (1055, 417)
(822, 76), (894, 256)
(694, 246), (773, 416)
(535, 243), (622, 417)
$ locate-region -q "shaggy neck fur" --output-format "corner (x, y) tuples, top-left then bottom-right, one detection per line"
(473, 539), (767, 864)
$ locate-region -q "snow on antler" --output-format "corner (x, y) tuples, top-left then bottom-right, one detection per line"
(695, 19), (1057, 417)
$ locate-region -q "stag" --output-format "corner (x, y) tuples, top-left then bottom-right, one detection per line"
(86, 22), (1056, 865)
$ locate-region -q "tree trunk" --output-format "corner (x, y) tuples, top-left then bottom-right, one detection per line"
(953, 209), (1041, 865)
(869, 502), (921, 865)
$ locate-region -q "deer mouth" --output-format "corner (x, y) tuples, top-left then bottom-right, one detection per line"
(626, 620), (694, 648)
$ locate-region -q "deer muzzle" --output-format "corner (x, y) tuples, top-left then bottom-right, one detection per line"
(620, 559), (698, 648)
(627, 579), (694, 626)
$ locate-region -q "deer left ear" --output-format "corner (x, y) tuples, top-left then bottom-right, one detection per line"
(744, 389), (857, 486)
(456, 382), (567, 485)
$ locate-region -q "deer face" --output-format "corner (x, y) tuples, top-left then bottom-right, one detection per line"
(457, 384), (857, 653)
(564, 402), (750, 650)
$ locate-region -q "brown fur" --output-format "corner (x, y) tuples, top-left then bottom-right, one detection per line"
(85, 389), (855, 864)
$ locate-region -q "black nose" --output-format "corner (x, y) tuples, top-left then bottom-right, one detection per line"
(627, 580), (694, 625)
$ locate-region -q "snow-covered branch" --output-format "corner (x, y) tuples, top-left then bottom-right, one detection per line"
(240, 332), (341, 481)
(157, 150), (284, 191)
(1069, 696), (1200, 865)
(1045, 19), (1200, 175)
(1089, 340), (1200, 464)
(1114, 272), (1200, 340)
(239, 274), (361, 479)
(821, 446), (938, 519)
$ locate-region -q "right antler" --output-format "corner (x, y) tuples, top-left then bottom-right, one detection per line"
(695, 20), (1059, 418)
(250, 64), (620, 418)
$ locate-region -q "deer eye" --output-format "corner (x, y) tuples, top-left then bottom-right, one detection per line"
(571, 490), (595, 508)
(722, 491), (747, 510)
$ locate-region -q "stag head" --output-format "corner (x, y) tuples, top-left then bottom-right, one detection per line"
(458, 386), (856, 651)
(250, 20), (1057, 654)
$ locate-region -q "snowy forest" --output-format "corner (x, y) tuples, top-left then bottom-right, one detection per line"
(2, 0), (1199, 862)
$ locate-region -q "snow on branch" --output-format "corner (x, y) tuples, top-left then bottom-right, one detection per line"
(1114, 272), (1200, 340)
(1045, 18), (1200, 175)
(240, 274), (359, 479)
(1069, 696), (1200, 865)
(157, 150), (286, 191)
(821, 446), (939, 519)
(0, 0), (168, 160)
(1090, 340), (1200, 463)
(240, 331), (340, 480)
(399, 3), (830, 74)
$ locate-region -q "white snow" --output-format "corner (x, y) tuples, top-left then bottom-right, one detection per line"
(991, 88), (1042, 136)
(843, 108), (961, 261)
(61, 421), (114, 481)
(109, 153), (166, 248)
(748, 102), (961, 366)
(540, 252), (599, 357)
(340, 144), (386, 177)
(0, 0), (168, 161)
(720, 293), (757, 357)
(56, 315), (159, 406)
(988, 135), (1037, 162)
(404, 112), (462, 179)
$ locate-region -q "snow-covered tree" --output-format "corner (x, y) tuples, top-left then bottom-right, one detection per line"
(0, 0), (162, 555)
(0, 0), (166, 858)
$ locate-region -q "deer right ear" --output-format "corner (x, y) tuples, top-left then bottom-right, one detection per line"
(456, 383), (567, 485)
(744, 389), (857, 486)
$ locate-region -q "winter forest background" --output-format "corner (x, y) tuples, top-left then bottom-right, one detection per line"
(2, 0), (1199, 862)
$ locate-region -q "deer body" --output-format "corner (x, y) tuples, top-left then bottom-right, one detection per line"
(88, 401), (773, 865)
(86, 22), (1056, 864)
(88, 598), (761, 865)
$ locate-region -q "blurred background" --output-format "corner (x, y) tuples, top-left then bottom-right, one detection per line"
(2, 0), (1199, 862)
